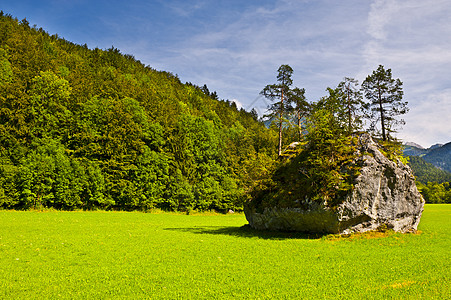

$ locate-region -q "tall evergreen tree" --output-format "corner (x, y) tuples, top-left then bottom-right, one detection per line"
(362, 65), (407, 141)
(261, 65), (306, 156)
(337, 77), (364, 134)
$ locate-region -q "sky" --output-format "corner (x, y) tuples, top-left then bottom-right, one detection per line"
(2, 0), (450, 147)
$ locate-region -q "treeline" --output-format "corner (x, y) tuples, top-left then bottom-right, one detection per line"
(407, 156), (451, 203)
(407, 156), (451, 184)
(0, 13), (277, 211)
(416, 182), (451, 204)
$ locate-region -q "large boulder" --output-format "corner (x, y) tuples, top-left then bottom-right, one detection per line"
(244, 133), (425, 234)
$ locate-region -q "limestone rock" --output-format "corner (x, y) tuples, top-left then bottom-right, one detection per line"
(244, 133), (425, 234)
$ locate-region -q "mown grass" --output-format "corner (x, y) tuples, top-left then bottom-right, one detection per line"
(0, 204), (449, 299)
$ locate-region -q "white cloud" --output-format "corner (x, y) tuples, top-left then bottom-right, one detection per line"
(160, 0), (207, 18)
(401, 89), (451, 147)
(361, 0), (451, 145)
(152, 0), (369, 104)
(367, 0), (400, 40)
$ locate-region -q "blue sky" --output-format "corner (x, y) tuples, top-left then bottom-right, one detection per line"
(2, 0), (450, 147)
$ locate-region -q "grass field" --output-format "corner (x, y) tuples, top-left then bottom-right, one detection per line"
(0, 205), (449, 299)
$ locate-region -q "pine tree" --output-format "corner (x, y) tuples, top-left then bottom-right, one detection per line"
(362, 65), (407, 141)
(261, 65), (306, 156)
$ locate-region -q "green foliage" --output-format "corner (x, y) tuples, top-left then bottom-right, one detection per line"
(0, 48), (12, 85)
(320, 77), (364, 134)
(0, 13), (276, 211)
(300, 109), (360, 206)
(397, 149), (451, 204)
(28, 71), (72, 139)
(416, 182), (451, 203)
(253, 108), (361, 210)
(11, 139), (112, 209)
(377, 138), (409, 165)
(408, 156), (451, 184)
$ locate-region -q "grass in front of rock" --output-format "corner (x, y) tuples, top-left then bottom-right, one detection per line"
(0, 204), (449, 299)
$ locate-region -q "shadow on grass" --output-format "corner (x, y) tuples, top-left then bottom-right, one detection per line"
(164, 224), (326, 240)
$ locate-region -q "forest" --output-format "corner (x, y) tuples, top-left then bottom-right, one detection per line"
(0, 12), (447, 211)
(407, 156), (451, 203)
(0, 13), (277, 211)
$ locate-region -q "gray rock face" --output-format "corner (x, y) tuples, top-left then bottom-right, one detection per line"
(245, 133), (425, 234)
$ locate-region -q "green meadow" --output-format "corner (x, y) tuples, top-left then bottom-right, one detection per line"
(0, 205), (449, 299)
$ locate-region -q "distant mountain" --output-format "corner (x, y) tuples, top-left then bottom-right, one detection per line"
(429, 143), (443, 150)
(422, 142), (451, 173)
(404, 141), (451, 174)
(404, 141), (425, 149)
(403, 144), (428, 157)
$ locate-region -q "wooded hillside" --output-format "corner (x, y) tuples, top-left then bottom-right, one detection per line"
(0, 13), (277, 211)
